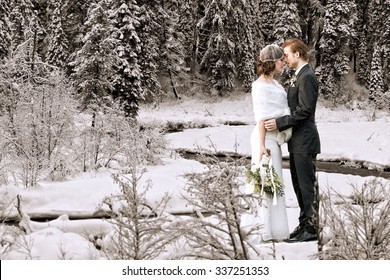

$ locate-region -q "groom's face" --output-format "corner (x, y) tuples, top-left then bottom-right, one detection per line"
(283, 46), (299, 70)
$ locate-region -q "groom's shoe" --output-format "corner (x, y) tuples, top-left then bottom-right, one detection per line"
(289, 225), (302, 239)
(286, 230), (317, 243)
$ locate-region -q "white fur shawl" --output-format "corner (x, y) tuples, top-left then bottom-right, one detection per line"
(251, 79), (292, 145)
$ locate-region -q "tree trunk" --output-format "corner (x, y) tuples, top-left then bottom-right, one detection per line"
(190, 12), (199, 75)
(190, 28), (199, 75)
(91, 111), (96, 128)
(169, 69), (179, 99)
(31, 29), (38, 71)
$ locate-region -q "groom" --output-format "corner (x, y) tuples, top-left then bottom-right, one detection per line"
(264, 38), (321, 243)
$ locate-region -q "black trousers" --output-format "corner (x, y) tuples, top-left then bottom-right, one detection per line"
(289, 153), (319, 233)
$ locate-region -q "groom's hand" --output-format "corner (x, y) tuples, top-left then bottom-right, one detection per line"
(264, 119), (277, 131)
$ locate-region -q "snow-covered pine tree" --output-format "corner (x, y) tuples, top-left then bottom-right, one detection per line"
(108, 0), (143, 118)
(0, 0), (11, 60)
(368, 44), (385, 108)
(9, 0), (35, 52)
(177, 0), (199, 72)
(257, 0), (276, 44)
(62, 0), (92, 72)
(194, 1), (210, 72)
(8, 5), (46, 82)
(234, 0), (258, 91)
(303, 0), (325, 68)
(318, 0), (357, 101)
(379, 0), (390, 93)
(250, 15), (266, 69)
(26, 15), (46, 74)
(354, 0), (370, 86)
(250, 1), (265, 50)
(136, 1), (163, 102)
(69, 0), (116, 125)
(366, 0), (381, 49)
(365, 0), (389, 105)
(304, 0), (322, 40)
(272, 0), (301, 45)
(155, 0), (185, 99)
(46, 0), (69, 68)
(356, 33), (368, 86)
(199, 0), (237, 93)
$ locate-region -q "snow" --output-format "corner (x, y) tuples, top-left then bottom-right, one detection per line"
(1, 94), (389, 267)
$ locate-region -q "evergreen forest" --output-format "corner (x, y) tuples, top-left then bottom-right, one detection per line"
(0, 0), (389, 118)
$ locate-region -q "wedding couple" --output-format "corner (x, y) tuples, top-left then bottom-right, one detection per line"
(249, 38), (320, 243)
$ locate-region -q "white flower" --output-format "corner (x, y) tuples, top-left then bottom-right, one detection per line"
(251, 163), (260, 173)
(290, 75), (297, 87)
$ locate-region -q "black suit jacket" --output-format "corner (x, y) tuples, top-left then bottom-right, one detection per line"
(276, 64), (321, 154)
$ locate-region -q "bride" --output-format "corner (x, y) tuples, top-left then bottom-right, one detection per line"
(247, 44), (291, 242)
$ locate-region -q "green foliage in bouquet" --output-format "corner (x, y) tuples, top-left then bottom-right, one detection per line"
(245, 163), (285, 198)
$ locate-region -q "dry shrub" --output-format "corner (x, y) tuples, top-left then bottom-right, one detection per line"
(319, 178), (390, 259)
(180, 152), (262, 260)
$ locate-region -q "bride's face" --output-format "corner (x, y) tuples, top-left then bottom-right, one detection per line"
(274, 58), (285, 74)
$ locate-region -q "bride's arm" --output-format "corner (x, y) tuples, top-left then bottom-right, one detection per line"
(258, 120), (269, 160)
(251, 83), (270, 160)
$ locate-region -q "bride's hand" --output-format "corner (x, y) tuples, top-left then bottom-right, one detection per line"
(259, 146), (270, 161)
(264, 119), (277, 131)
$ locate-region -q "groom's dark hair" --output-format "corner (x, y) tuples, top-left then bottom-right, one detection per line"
(282, 38), (309, 62)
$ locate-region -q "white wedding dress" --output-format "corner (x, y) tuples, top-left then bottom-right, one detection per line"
(245, 78), (290, 242)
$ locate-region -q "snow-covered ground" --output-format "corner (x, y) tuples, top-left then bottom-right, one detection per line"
(1, 93), (389, 263)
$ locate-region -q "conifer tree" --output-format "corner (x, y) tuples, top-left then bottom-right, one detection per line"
(62, 0), (92, 71)
(136, 0), (163, 101)
(366, 0), (389, 97)
(28, 17), (45, 74)
(177, 0), (199, 70)
(354, 0), (369, 86)
(258, 0), (276, 44)
(69, 0), (116, 125)
(356, 33), (368, 86)
(194, 1), (210, 72)
(380, 0), (390, 92)
(2, 0), (388, 107)
(273, 0), (302, 44)
(368, 44), (384, 108)
(9, 0), (35, 52)
(305, 0), (325, 68)
(250, 2), (265, 48)
(108, 0), (143, 117)
(366, 0), (381, 48)
(47, 0), (69, 68)
(9, 12), (45, 81)
(0, 0), (11, 60)
(157, 0), (185, 99)
(200, 0), (237, 93)
(234, 0), (258, 91)
(318, 0), (357, 100)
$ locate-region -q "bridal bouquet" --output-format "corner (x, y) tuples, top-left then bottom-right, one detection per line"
(245, 155), (284, 204)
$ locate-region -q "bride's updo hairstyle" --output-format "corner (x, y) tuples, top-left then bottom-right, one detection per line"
(257, 44), (284, 77)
